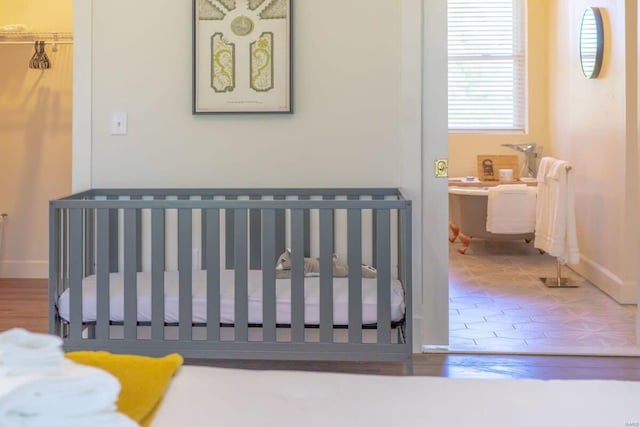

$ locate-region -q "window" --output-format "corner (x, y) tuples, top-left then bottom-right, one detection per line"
(448, 0), (526, 131)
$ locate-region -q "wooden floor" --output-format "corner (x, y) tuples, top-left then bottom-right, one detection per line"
(2, 279), (640, 380)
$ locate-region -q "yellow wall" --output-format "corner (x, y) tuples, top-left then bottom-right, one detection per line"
(1, 0), (72, 32)
(0, 0), (72, 277)
(548, 0), (638, 303)
(447, 0), (550, 178)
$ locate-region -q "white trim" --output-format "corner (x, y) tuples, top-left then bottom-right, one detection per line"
(401, 0), (426, 352)
(570, 255), (639, 304)
(0, 261), (48, 279)
(72, 0), (93, 192)
(420, 0), (450, 345)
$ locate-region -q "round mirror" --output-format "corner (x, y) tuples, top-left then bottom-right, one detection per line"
(579, 7), (604, 79)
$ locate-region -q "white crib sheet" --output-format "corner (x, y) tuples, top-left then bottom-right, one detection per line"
(57, 269), (405, 326)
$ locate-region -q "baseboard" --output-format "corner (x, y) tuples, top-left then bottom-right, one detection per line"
(0, 260), (48, 279)
(570, 255), (638, 304)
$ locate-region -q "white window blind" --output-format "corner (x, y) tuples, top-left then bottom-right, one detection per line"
(448, 0), (526, 131)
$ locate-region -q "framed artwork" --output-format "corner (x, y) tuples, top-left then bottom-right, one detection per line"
(476, 155), (519, 181)
(193, 0), (292, 113)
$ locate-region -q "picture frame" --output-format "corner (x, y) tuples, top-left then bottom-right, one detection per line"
(193, 0), (292, 114)
(476, 155), (520, 181)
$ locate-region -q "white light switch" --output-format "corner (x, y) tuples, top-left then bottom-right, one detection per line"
(111, 112), (128, 135)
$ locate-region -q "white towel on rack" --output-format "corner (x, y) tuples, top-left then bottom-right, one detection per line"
(536, 157), (555, 184)
(534, 157), (580, 264)
(486, 184), (537, 234)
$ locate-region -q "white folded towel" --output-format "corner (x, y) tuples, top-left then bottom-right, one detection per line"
(5, 411), (138, 427)
(486, 184), (537, 234)
(536, 157), (555, 184)
(0, 329), (64, 374)
(534, 157), (580, 264)
(0, 359), (137, 427)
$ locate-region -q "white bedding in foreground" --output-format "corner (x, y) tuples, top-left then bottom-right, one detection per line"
(153, 366), (640, 427)
(57, 270), (405, 325)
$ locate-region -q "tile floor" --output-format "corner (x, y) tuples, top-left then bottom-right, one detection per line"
(448, 238), (638, 355)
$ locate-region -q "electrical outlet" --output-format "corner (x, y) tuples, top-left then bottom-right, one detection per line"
(110, 112), (128, 135)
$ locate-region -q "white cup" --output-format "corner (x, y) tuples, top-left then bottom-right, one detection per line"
(499, 169), (513, 183)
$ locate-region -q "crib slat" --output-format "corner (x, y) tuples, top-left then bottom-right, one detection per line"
(371, 195), (384, 268)
(69, 208), (83, 340)
(178, 208), (193, 340)
(290, 209), (305, 342)
(201, 195), (212, 269)
(123, 209), (138, 340)
(95, 209), (111, 340)
(376, 209), (391, 344)
(132, 197), (143, 273)
(205, 209), (221, 341)
(322, 195), (335, 253)
(298, 195), (311, 257)
(234, 209), (249, 341)
(274, 195), (286, 263)
(347, 205), (362, 344)
(61, 209), (68, 301)
(225, 195), (237, 269)
(151, 206), (166, 340)
(399, 205), (413, 346)
(107, 196), (118, 273)
(261, 209), (277, 342)
(48, 205), (60, 336)
(319, 208), (334, 343)
(84, 209), (95, 276)
(249, 195), (262, 270)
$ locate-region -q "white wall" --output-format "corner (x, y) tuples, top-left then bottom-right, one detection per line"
(548, 0), (638, 303)
(81, 0), (401, 189)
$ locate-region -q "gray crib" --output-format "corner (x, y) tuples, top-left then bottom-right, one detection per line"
(49, 188), (412, 366)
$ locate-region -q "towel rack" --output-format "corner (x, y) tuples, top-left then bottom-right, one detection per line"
(540, 259), (578, 288)
(539, 163), (579, 288)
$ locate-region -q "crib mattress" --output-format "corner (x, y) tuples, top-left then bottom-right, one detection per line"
(57, 269), (405, 326)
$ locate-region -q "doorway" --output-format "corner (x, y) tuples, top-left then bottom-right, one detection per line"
(442, 0), (639, 355)
(0, 1), (73, 279)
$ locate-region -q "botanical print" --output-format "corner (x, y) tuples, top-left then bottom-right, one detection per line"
(194, 0), (291, 112)
(250, 33), (273, 92)
(211, 33), (235, 92)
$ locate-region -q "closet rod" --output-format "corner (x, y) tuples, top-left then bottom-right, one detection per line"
(0, 41), (73, 45)
(0, 32), (73, 45)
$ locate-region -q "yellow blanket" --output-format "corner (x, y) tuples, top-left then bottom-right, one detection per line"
(66, 351), (183, 427)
